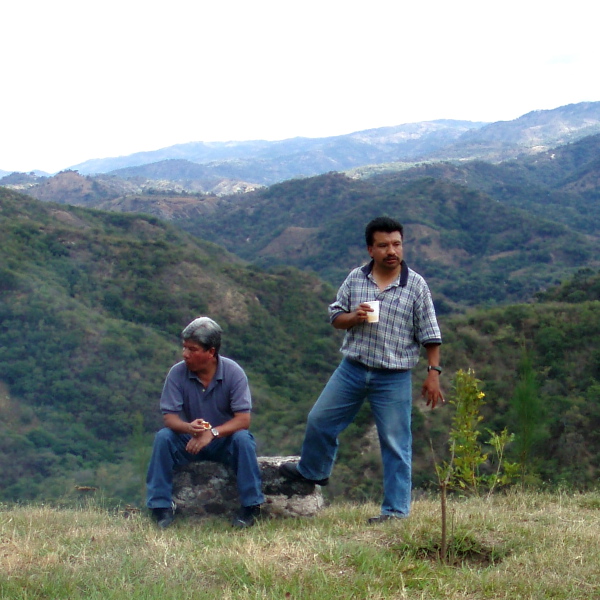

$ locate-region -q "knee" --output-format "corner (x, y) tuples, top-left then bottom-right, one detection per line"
(230, 429), (254, 445)
(306, 407), (326, 431)
(153, 427), (177, 448)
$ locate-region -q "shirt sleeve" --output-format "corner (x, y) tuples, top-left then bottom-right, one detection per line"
(413, 280), (443, 346)
(159, 365), (185, 414)
(227, 362), (253, 413)
(328, 274), (352, 323)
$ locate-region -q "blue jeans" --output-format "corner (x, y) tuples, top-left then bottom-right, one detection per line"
(298, 358), (413, 516)
(146, 428), (265, 509)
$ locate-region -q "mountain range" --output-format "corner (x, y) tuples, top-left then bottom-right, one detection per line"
(3, 101), (600, 192)
(6, 108), (600, 311)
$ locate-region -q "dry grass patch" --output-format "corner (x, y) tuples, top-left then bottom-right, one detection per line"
(1, 492), (600, 599)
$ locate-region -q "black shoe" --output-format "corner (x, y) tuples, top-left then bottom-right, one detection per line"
(152, 507), (176, 529)
(279, 462), (329, 486)
(232, 505), (262, 528)
(367, 514), (406, 524)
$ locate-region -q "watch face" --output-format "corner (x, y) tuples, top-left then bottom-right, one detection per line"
(211, 428), (219, 437)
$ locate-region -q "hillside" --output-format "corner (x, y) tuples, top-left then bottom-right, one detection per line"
(0, 187), (342, 501)
(69, 119), (484, 178)
(1, 188), (600, 506)
(10, 131), (600, 244)
(179, 172), (600, 311)
(4, 102), (598, 194)
(370, 133), (600, 236)
(423, 101), (600, 162)
(3, 115), (599, 317)
(0, 168), (260, 208)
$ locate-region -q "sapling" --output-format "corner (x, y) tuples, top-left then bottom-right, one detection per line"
(433, 369), (518, 562)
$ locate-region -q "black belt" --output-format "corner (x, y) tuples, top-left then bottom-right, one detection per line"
(345, 357), (408, 373)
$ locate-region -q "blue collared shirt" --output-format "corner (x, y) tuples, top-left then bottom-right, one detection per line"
(160, 355), (252, 425)
(329, 260), (442, 370)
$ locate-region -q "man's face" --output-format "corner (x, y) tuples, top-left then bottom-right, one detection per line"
(182, 340), (215, 373)
(367, 230), (403, 272)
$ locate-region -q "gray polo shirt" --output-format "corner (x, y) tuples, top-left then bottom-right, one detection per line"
(160, 355), (252, 426)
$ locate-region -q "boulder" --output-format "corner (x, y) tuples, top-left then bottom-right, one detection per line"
(173, 456), (325, 519)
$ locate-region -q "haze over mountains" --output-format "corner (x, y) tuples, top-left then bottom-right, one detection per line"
(3, 101), (600, 190)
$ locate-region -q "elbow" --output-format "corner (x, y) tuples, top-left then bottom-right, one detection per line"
(330, 312), (346, 329)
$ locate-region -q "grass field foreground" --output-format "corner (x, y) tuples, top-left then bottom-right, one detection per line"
(1, 491), (600, 599)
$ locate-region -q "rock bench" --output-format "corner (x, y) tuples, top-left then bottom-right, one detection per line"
(173, 456), (325, 520)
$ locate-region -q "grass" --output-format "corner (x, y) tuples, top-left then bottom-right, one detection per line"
(1, 491), (600, 599)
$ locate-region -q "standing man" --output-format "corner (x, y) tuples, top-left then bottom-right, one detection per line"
(147, 317), (264, 528)
(280, 217), (443, 522)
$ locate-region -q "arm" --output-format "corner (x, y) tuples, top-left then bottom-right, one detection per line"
(165, 411), (252, 456)
(332, 303), (374, 330)
(329, 272), (374, 330)
(421, 344), (444, 409)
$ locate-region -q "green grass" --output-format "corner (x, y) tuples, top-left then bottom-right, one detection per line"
(1, 491), (600, 599)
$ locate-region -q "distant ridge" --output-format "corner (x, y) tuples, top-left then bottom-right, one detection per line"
(60, 102), (600, 187)
(70, 119), (484, 180)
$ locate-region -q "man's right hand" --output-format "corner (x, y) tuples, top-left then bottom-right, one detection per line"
(332, 303), (373, 330)
(189, 418), (210, 437)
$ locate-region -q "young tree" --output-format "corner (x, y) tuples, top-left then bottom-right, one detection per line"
(434, 369), (518, 562)
(509, 348), (547, 484)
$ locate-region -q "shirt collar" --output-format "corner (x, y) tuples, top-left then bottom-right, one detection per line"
(186, 355), (223, 382)
(361, 259), (409, 287)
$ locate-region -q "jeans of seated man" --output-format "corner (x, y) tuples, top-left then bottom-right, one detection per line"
(146, 427), (265, 510)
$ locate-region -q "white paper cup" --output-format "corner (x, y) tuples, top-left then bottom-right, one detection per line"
(365, 301), (380, 323)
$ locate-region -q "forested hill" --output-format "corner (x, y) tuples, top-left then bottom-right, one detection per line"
(367, 133), (600, 237)
(178, 172), (600, 313)
(1, 187), (600, 505)
(0, 187), (342, 500)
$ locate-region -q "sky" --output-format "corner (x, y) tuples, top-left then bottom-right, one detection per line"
(1, 0), (599, 174)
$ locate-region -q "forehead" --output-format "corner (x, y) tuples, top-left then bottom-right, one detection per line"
(183, 339), (205, 351)
(370, 230), (402, 245)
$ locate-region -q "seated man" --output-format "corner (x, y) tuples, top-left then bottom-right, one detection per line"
(146, 317), (264, 528)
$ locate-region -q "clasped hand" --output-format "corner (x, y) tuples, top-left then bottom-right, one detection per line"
(186, 419), (212, 454)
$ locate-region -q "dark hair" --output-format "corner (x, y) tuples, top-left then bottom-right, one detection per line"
(365, 217), (403, 246)
(181, 317), (222, 354)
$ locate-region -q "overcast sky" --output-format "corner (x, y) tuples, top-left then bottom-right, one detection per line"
(2, 0), (598, 173)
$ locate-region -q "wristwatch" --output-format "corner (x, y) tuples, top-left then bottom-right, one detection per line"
(427, 365), (443, 374)
(210, 427), (220, 438)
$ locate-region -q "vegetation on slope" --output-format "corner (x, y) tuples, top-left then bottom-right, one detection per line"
(181, 172), (600, 311)
(380, 133), (600, 236)
(1, 187), (599, 508)
(0, 188), (341, 502)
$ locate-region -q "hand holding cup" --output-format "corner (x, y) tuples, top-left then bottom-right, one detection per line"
(364, 300), (380, 323)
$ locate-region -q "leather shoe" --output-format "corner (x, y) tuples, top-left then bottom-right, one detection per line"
(367, 514), (406, 524)
(152, 507), (176, 529)
(232, 505), (262, 528)
(279, 462), (329, 486)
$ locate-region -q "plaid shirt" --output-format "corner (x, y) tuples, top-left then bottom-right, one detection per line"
(329, 260), (442, 370)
